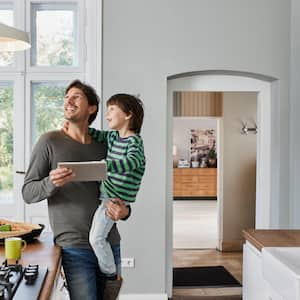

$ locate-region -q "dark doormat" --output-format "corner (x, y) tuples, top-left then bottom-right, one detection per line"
(172, 296), (242, 300)
(173, 266), (241, 288)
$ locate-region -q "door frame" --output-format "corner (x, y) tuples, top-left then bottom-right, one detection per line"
(165, 70), (278, 297)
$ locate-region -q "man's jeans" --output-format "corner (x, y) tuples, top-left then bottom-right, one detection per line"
(62, 244), (121, 300)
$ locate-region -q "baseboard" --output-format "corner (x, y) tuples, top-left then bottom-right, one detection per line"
(119, 294), (168, 300)
(220, 239), (244, 251)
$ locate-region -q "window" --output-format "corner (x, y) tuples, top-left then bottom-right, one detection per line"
(0, 3), (14, 66)
(0, 0), (100, 221)
(31, 3), (78, 67)
(31, 81), (66, 144)
(0, 82), (13, 203)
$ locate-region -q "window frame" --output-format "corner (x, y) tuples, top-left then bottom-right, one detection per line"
(0, 0), (26, 72)
(0, 73), (25, 220)
(0, 0), (102, 223)
(25, 0), (86, 74)
(24, 72), (83, 167)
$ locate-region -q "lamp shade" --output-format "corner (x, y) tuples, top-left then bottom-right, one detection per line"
(0, 22), (30, 52)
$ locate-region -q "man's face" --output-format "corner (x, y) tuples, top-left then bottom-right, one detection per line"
(64, 87), (96, 124)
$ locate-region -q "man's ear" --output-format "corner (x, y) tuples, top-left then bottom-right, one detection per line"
(89, 105), (97, 115)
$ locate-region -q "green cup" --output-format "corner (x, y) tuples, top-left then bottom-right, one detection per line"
(5, 237), (27, 260)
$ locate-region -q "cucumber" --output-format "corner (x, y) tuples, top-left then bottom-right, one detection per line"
(0, 224), (12, 231)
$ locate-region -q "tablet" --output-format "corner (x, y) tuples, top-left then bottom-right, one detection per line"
(57, 160), (107, 181)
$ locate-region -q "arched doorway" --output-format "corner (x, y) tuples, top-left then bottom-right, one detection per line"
(165, 70), (278, 297)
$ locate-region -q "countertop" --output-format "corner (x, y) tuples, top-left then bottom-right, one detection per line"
(0, 232), (61, 300)
(243, 229), (300, 251)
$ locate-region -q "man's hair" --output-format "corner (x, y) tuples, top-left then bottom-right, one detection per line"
(107, 94), (144, 134)
(65, 80), (99, 124)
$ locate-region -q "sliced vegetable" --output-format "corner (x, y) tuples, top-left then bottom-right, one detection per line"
(0, 224), (12, 231)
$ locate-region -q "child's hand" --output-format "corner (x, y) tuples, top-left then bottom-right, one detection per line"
(62, 121), (69, 132)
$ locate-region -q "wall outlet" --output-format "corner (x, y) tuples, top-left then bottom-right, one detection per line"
(121, 257), (135, 268)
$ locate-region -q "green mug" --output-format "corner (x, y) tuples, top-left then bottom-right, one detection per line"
(5, 237), (27, 260)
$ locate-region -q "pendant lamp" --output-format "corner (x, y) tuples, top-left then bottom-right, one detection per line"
(0, 22), (30, 52)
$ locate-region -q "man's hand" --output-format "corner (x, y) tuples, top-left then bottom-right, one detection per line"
(106, 198), (129, 221)
(49, 167), (74, 187)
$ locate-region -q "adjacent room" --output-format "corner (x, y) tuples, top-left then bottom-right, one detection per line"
(172, 91), (257, 298)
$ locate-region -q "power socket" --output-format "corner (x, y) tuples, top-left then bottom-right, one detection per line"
(121, 258), (135, 268)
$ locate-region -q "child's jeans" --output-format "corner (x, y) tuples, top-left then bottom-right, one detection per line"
(89, 188), (123, 276)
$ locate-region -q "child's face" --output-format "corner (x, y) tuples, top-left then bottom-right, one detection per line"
(106, 104), (131, 130)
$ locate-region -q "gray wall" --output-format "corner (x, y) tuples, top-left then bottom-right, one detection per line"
(290, 0), (300, 228)
(102, 0), (291, 294)
(222, 92), (257, 245)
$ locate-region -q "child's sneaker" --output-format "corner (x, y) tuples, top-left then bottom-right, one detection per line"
(103, 278), (123, 300)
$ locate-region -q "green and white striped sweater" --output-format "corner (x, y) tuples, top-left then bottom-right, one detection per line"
(89, 128), (145, 202)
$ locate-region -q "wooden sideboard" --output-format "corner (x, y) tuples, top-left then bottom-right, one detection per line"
(173, 167), (217, 198)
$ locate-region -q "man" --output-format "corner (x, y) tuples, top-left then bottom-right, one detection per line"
(22, 80), (129, 300)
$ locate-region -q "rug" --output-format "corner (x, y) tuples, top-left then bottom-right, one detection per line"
(173, 266), (241, 288)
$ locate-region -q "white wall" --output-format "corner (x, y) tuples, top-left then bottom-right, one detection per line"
(102, 0), (291, 294)
(173, 117), (217, 162)
(222, 92), (257, 245)
(290, 0), (300, 228)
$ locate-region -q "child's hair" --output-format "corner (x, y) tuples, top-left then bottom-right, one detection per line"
(107, 93), (144, 134)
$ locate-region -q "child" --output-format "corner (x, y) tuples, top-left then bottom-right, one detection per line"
(88, 93), (145, 299)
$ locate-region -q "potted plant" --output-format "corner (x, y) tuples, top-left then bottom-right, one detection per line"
(207, 147), (217, 168)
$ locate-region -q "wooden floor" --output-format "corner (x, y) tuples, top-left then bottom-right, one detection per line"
(172, 249), (243, 299)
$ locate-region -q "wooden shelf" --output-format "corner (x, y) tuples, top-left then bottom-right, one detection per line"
(173, 168), (217, 197)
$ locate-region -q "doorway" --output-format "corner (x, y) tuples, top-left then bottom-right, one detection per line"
(173, 114), (219, 250)
(165, 71), (278, 297)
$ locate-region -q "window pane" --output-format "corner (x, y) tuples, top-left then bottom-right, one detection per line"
(0, 8), (14, 66)
(32, 82), (66, 145)
(31, 4), (78, 67)
(0, 82), (13, 203)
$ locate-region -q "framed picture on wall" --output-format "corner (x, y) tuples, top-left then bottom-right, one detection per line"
(190, 129), (217, 167)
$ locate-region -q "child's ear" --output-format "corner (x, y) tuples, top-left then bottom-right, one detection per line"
(125, 112), (132, 120)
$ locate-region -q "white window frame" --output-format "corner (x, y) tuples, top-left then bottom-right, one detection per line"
(0, 0), (102, 223)
(24, 73), (83, 167)
(0, 0), (26, 73)
(0, 73), (25, 220)
(26, 0), (86, 74)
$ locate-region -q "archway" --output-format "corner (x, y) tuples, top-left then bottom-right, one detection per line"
(165, 70), (278, 297)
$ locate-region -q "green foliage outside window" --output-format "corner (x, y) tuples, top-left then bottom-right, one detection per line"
(33, 84), (65, 144)
(37, 31), (73, 66)
(0, 84), (66, 193)
(0, 86), (13, 191)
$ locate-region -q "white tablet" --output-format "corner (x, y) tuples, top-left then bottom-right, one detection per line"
(57, 160), (107, 181)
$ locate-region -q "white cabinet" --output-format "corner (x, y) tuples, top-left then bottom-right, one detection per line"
(243, 241), (269, 300)
(243, 241), (285, 300)
(50, 259), (70, 300)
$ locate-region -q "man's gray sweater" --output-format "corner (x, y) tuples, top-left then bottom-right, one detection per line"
(22, 130), (120, 248)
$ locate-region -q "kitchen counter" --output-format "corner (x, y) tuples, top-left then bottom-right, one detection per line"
(243, 229), (300, 299)
(0, 232), (61, 300)
(243, 229), (300, 251)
